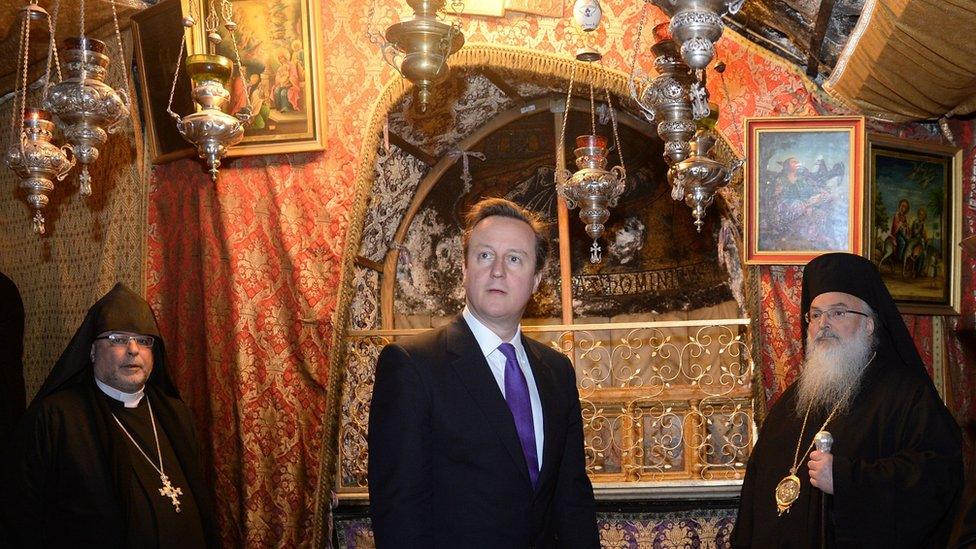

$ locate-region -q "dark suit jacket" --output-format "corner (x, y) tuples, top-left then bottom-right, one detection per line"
(367, 316), (599, 548)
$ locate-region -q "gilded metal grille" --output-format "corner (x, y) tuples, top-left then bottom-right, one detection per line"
(336, 319), (754, 500)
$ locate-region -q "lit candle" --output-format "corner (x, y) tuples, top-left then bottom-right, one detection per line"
(23, 107), (51, 123)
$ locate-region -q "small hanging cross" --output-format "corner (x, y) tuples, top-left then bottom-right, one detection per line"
(159, 473), (183, 513)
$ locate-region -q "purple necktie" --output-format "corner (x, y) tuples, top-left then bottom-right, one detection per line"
(498, 342), (539, 488)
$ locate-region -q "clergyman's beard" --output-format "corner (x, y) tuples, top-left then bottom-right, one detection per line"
(795, 324), (876, 417)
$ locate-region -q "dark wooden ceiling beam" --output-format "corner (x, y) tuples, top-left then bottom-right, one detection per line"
(388, 132), (438, 167)
(355, 256), (384, 272)
(482, 67), (525, 103)
(806, 0), (837, 77)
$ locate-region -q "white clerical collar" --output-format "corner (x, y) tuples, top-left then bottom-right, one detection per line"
(462, 306), (525, 359)
(95, 376), (145, 408)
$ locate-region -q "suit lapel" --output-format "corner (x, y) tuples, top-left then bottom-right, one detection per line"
(446, 317), (532, 487)
(522, 335), (560, 492)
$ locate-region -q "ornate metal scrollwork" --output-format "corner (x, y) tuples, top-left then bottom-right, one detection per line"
(336, 319), (755, 497)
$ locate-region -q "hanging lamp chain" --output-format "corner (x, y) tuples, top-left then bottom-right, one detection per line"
(41, 0), (62, 102)
(627, 3), (650, 95)
(78, 0), (86, 94)
(19, 6), (31, 155)
(164, 41), (187, 122)
(627, 1), (650, 78)
(165, 0), (194, 120)
(429, 0), (465, 88)
(221, 0), (249, 93)
(108, 0), (132, 117)
(555, 61), (578, 185)
(602, 60), (624, 171)
(206, 0), (219, 45)
(365, 0), (383, 45)
(220, 0), (233, 24)
(12, 4), (32, 156)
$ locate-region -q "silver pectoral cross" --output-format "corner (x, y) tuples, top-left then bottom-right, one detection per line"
(159, 474), (183, 513)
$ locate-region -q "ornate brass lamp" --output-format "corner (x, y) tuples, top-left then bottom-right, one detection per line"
(555, 50), (627, 263)
(165, 0), (251, 179)
(629, 8), (741, 232)
(5, 2), (75, 234)
(369, 0), (465, 113)
(45, 0), (131, 197)
(6, 109), (76, 235)
(651, 0), (745, 70)
(630, 23), (709, 165)
(177, 55), (248, 180)
(667, 130), (742, 232)
(45, 36), (128, 197)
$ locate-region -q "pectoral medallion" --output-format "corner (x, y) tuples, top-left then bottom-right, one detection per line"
(775, 473), (801, 516)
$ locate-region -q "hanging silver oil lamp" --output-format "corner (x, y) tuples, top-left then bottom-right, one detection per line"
(555, 49), (628, 263)
(667, 130), (742, 231)
(45, 36), (129, 197)
(166, 0), (251, 179)
(6, 108), (76, 234)
(652, 0), (745, 70)
(5, 1), (75, 234)
(176, 54), (249, 180)
(629, 23), (709, 166)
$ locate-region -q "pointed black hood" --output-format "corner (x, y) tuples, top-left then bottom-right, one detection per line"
(34, 282), (179, 403)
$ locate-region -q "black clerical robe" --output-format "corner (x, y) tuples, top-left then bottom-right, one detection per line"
(0, 271), (25, 446)
(732, 353), (963, 548)
(1, 380), (211, 548)
(111, 392), (207, 548)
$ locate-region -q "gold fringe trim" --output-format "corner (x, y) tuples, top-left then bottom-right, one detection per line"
(453, 43), (635, 97)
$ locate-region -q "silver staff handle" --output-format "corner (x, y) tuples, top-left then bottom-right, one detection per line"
(814, 430), (833, 453)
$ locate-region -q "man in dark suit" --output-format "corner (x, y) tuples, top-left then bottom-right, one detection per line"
(368, 198), (599, 548)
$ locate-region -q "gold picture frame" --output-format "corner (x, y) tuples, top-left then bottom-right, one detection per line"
(744, 116), (866, 265)
(863, 134), (962, 315)
(185, 0), (327, 156)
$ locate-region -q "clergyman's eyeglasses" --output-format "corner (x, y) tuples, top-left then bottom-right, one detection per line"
(803, 309), (869, 324)
(95, 334), (155, 348)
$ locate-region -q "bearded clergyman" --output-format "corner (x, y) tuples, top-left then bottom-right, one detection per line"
(0, 284), (218, 548)
(732, 253), (963, 548)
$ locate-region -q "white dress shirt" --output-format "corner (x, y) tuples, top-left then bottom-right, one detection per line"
(462, 307), (545, 467)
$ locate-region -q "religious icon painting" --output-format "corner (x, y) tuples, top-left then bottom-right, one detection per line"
(743, 116), (866, 265)
(185, 0), (327, 156)
(863, 134), (962, 314)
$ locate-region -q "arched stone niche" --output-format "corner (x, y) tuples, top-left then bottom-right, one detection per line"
(316, 44), (751, 525)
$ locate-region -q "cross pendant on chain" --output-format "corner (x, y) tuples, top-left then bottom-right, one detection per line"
(159, 474), (183, 513)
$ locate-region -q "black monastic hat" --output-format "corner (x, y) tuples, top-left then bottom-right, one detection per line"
(800, 252), (925, 372)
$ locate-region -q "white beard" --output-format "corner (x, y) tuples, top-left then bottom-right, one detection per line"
(795, 323), (876, 417)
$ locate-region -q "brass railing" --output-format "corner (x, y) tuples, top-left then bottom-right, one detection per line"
(336, 319), (754, 500)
